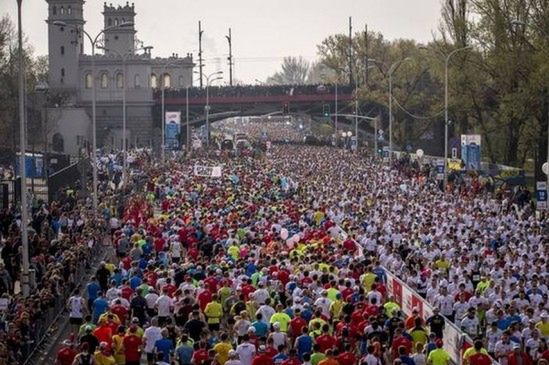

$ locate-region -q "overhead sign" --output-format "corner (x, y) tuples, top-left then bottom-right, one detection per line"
(165, 112), (181, 150)
(193, 165), (223, 178)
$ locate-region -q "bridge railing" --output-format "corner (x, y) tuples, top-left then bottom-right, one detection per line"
(156, 83), (356, 100)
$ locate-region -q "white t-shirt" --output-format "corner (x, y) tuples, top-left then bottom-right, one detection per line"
(68, 296), (84, 318)
(155, 295), (174, 317)
(236, 342), (256, 365)
(144, 325), (162, 353)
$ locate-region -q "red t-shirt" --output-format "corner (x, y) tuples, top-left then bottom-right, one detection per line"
(56, 347), (77, 365)
(469, 353), (492, 365)
(123, 334), (143, 362)
(120, 286), (134, 300)
(253, 354), (275, 365)
(289, 317), (307, 337)
(198, 290), (212, 311)
(281, 358), (301, 365)
(337, 352), (357, 365)
(94, 326), (113, 345)
(193, 349), (209, 365)
(111, 305), (128, 324)
(316, 334), (337, 353)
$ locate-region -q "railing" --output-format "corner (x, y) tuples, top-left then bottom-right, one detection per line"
(20, 240), (103, 364)
(381, 266), (500, 365)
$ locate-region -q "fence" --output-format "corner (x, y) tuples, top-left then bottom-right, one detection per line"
(382, 267), (500, 365)
(47, 158), (91, 202)
(20, 237), (104, 364)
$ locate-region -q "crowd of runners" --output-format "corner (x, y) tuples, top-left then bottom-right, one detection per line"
(41, 122), (548, 365)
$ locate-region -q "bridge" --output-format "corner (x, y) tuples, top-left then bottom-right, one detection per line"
(153, 84), (357, 127)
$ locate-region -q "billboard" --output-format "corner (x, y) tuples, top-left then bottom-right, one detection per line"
(461, 134), (481, 171)
(165, 112), (181, 150)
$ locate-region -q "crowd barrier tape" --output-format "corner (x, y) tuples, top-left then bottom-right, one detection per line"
(381, 267), (500, 365)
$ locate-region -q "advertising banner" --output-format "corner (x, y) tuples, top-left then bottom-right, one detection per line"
(436, 159), (445, 180)
(165, 111), (181, 150)
(536, 181), (547, 210)
(461, 134), (481, 170)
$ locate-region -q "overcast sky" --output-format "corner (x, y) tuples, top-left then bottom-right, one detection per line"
(1, 0), (442, 84)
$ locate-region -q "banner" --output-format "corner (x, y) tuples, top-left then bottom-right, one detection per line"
(461, 134), (481, 170)
(383, 268), (479, 365)
(165, 112), (181, 150)
(193, 165), (223, 178)
(536, 181), (547, 210)
(436, 159), (445, 180)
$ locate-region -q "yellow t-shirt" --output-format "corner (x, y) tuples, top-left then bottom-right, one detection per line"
(204, 302), (223, 324)
(94, 352), (116, 365)
(228, 245), (240, 261)
(463, 348), (488, 363)
(330, 300), (344, 318)
(270, 312), (291, 332)
(361, 272), (377, 291)
(536, 321), (549, 337)
(428, 349), (450, 365)
(214, 341), (233, 365)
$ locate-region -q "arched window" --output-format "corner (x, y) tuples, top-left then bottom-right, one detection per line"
(114, 18), (119, 26)
(108, 18), (112, 26)
(59, 6), (64, 15)
(121, 18), (125, 23)
(100, 72), (109, 88)
(52, 133), (64, 152)
(67, 6), (72, 15)
(163, 73), (171, 88)
(134, 74), (141, 88)
(179, 76), (185, 87)
(116, 73), (124, 89)
(52, 6), (57, 15)
(84, 73), (93, 88)
(150, 73), (158, 88)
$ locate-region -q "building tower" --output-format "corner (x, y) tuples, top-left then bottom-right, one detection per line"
(102, 2), (136, 56)
(46, 0), (85, 93)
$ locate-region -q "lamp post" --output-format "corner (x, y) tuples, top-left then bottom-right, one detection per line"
(196, 71), (223, 147)
(53, 20), (133, 215)
(16, 0), (30, 297)
(444, 45), (472, 189)
(97, 46), (151, 185)
(388, 58), (411, 160)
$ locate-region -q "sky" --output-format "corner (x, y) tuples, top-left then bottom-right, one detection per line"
(0, 0), (443, 84)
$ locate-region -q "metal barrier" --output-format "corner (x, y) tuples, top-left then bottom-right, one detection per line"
(20, 236), (103, 365)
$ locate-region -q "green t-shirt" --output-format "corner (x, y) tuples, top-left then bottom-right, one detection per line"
(311, 352), (326, 365)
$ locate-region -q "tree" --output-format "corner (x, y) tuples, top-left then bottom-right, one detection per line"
(266, 56), (310, 85)
(0, 15), (49, 151)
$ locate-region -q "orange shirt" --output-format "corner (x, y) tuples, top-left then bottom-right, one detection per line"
(318, 357), (340, 365)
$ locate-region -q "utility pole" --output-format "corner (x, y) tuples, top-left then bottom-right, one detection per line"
(364, 24), (368, 86)
(226, 28), (233, 86)
(198, 21), (204, 88)
(348, 16), (353, 86)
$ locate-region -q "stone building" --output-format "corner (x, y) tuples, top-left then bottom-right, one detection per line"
(45, 0), (194, 155)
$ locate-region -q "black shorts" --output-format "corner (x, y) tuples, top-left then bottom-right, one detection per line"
(208, 322), (220, 331)
(125, 361), (140, 365)
(146, 352), (155, 362)
(172, 257), (181, 263)
(70, 317), (83, 325)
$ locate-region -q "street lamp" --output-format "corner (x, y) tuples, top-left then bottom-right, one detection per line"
(97, 46), (151, 186)
(444, 46), (472, 189)
(195, 70), (223, 147)
(388, 58), (411, 160)
(16, 0), (30, 297)
(53, 20), (134, 216)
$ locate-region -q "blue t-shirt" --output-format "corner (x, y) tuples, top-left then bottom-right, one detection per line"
(296, 335), (313, 359)
(253, 321), (269, 337)
(87, 281), (101, 301)
(130, 276), (142, 290)
(155, 338), (174, 363)
(92, 297), (109, 322)
(175, 344), (194, 365)
(273, 353), (288, 365)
